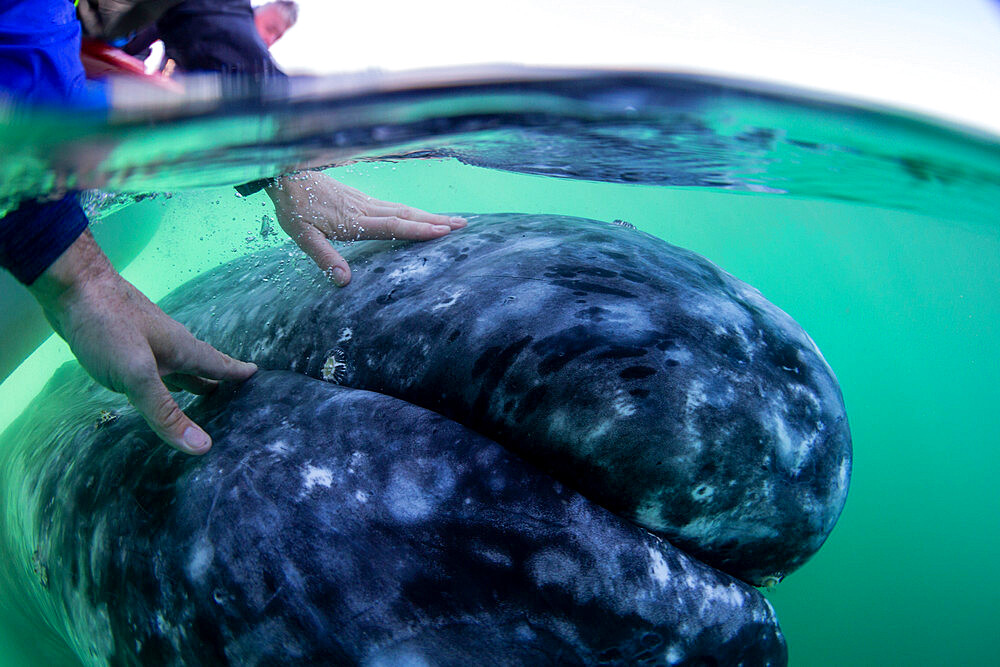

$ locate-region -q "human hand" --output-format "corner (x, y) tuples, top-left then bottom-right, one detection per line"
(264, 171), (466, 285)
(29, 230), (257, 454)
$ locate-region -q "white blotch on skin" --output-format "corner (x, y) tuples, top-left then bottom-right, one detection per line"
(349, 450), (366, 471)
(266, 440), (290, 456)
(355, 489), (369, 503)
(386, 257), (434, 281)
(384, 460), (455, 523)
(586, 418), (613, 442)
(759, 598), (779, 624)
(431, 288), (465, 311)
(612, 390), (636, 417)
(681, 379), (708, 452)
(155, 611), (170, 635)
(337, 327), (353, 343)
(548, 410), (571, 438)
(363, 647), (432, 667)
(663, 346), (694, 367)
(496, 236), (562, 253)
(635, 498), (670, 532)
(648, 547), (670, 586)
(685, 296), (752, 334)
(765, 402), (813, 475)
(685, 380), (708, 413)
(701, 582), (747, 612)
(302, 465), (334, 493)
(593, 301), (653, 330)
(187, 535), (214, 583)
(836, 459), (850, 497)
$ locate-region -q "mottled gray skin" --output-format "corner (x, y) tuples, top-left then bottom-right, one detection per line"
(0, 369), (786, 665)
(162, 213), (852, 584)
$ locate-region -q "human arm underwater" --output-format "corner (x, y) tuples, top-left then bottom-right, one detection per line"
(0, 195), (256, 456)
(1, 0), (262, 454)
(25, 228), (257, 455)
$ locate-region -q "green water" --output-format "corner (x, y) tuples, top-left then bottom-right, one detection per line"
(1, 157), (998, 665)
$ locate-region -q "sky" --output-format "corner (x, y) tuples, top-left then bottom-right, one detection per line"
(266, 0), (1000, 136)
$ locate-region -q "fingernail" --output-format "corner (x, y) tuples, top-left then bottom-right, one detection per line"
(182, 426), (211, 454)
(450, 216), (467, 225)
(433, 225), (450, 232)
(332, 267), (348, 284)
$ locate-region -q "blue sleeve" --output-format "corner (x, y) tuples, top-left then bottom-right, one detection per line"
(0, 2), (106, 285)
(0, 194), (90, 286)
(0, 1), (108, 109)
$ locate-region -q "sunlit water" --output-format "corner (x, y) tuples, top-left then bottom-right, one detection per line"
(1, 68), (998, 665)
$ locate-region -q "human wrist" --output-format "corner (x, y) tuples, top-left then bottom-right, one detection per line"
(28, 229), (114, 310)
(262, 174), (290, 203)
(263, 171), (321, 203)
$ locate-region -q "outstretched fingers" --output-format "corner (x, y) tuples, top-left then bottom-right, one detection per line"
(354, 215), (459, 241)
(369, 203), (467, 229)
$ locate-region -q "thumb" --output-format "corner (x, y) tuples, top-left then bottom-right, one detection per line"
(129, 374), (212, 455)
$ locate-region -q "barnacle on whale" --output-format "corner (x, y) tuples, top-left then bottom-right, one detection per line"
(321, 348), (347, 384)
(94, 409), (119, 429)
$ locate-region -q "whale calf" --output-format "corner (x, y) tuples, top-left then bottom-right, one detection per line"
(1, 369), (786, 665)
(162, 213), (852, 584)
(0, 212), (850, 663)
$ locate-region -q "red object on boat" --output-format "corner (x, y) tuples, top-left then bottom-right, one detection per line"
(80, 37), (183, 92)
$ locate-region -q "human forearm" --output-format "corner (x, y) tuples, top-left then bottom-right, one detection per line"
(27, 227), (257, 455)
(27, 227), (109, 315)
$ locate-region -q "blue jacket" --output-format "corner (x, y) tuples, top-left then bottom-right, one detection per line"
(0, 0), (108, 108)
(0, 0), (104, 285)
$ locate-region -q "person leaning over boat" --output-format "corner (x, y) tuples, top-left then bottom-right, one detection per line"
(253, 0), (298, 48)
(0, 0), (466, 456)
(122, 0), (299, 73)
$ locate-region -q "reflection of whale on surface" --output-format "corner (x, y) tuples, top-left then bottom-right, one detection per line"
(0, 213), (850, 664)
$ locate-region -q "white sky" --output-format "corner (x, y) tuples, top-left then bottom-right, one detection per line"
(267, 0), (1000, 136)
